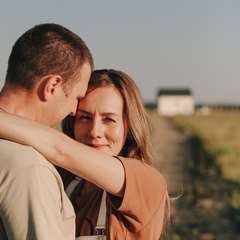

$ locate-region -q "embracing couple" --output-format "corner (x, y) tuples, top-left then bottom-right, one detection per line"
(0, 23), (169, 240)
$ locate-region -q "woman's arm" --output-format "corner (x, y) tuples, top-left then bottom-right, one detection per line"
(0, 112), (125, 197)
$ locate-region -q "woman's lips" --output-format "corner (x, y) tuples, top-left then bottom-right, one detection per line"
(88, 144), (107, 150)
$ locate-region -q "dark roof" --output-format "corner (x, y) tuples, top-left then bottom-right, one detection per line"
(158, 88), (192, 96)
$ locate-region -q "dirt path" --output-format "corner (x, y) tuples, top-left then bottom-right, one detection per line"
(149, 111), (239, 240)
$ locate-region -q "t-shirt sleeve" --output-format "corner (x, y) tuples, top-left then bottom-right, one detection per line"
(110, 157), (167, 232)
(1, 153), (75, 240)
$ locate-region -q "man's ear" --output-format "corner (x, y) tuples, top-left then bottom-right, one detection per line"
(42, 75), (63, 101)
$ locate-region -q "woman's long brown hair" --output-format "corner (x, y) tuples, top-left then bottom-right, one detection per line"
(62, 69), (170, 239)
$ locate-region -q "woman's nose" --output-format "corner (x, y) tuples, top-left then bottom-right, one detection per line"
(89, 120), (104, 138)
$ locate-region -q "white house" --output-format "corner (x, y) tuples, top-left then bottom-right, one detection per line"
(157, 88), (194, 116)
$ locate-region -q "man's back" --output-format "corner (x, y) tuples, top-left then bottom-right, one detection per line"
(0, 23), (93, 239)
(0, 139), (75, 239)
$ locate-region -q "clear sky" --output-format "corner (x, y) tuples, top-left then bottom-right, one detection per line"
(1, 0), (240, 104)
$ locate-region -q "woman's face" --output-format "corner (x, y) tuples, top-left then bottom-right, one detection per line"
(74, 85), (127, 156)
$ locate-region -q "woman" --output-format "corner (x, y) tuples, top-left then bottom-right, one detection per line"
(0, 69), (169, 239)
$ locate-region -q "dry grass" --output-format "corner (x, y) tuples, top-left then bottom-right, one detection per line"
(170, 110), (240, 182)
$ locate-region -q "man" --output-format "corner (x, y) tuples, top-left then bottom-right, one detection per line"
(0, 23), (93, 239)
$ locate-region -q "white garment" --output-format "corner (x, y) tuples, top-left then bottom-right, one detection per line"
(66, 179), (107, 240)
(65, 176), (82, 197)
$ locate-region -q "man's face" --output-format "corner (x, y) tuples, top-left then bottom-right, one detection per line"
(50, 62), (92, 127)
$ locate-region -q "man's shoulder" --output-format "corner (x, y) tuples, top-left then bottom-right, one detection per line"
(0, 139), (55, 170)
(0, 139), (61, 193)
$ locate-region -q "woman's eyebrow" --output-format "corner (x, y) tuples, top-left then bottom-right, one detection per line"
(77, 109), (121, 117)
(76, 109), (90, 114)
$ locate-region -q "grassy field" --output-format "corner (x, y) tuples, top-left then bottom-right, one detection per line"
(170, 110), (240, 182)
(168, 110), (240, 229)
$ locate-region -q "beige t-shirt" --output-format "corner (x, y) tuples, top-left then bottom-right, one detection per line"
(0, 139), (75, 240)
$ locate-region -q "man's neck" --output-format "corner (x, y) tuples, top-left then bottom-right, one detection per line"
(0, 85), (37, 120)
